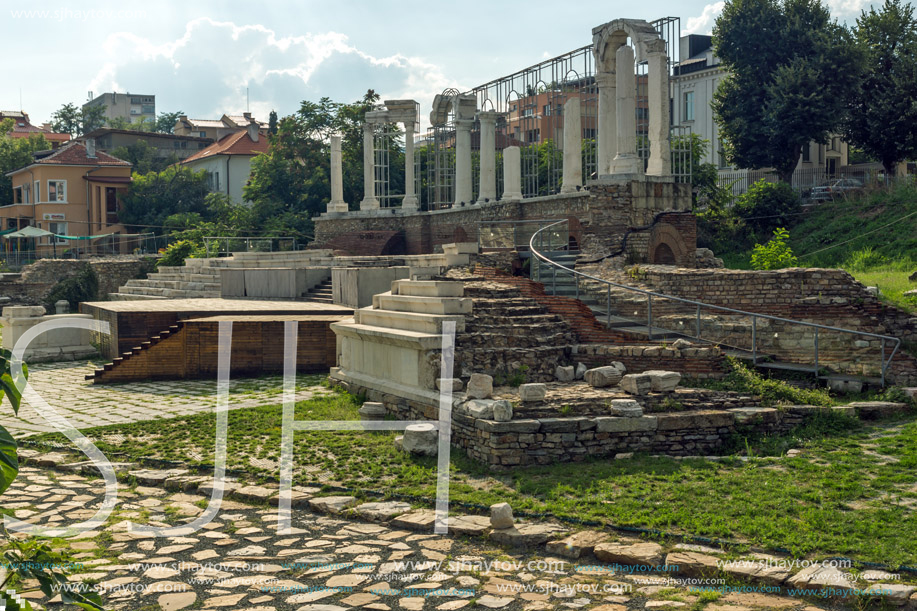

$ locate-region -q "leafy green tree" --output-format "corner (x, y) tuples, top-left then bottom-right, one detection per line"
(712, 0), (863, 183)
(734, 178), (801, 236)
(0, 119), (50, 206)
(155, 111), (183, 134)
(268, 110), (278, 135)
(50, 103), (106, 136)
(119, 165), (211, 231)
(751, 227), (799, 269)
(110, 139), (179, 174)
(844, 0), (917, 176)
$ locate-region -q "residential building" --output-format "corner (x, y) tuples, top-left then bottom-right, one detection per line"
(180, 123), (269, 204)
(83, 92), (156, 126)
(173, 112), (268, 140)
(2, 142), (133, 256)
(0, 111), (71, 148)
(503, 89), (599, 145)
(671, 34), (849, 180)
(77, 128), (214, 162)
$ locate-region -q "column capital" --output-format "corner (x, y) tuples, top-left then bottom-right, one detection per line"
(595, 72), (616, 88)
(476, 110), (502, 124)
(454, 118), (475, 131)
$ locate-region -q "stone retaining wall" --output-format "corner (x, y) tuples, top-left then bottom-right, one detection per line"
(0, 257), (157, 306)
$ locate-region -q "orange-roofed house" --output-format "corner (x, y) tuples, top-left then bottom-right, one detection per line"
(1, 111), (71, 148)
(180, 123), (269, 205)
(2, 142), (132, 256)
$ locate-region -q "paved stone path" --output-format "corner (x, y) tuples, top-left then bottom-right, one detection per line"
(6, 461), (913, 611)
(0, 361), (327, 437)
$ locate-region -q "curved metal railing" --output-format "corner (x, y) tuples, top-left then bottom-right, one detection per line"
(529, 220), (901, 387)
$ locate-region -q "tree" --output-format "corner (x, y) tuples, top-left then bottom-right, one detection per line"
(751, 227), (799, 269)
(118, 165), (211, 231)
(155, 111), (184, 134)
(244, 90), (381, 230)
(712, 0), (863, 183)
(110, 139), (179, 174)
(843, 0), (917, 176)
(268, 110), (278, 135)
(0, 119), (50, 206)
(50, 103), (106, 136)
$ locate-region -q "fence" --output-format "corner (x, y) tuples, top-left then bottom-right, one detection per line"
(201, 236), (300, 257)
(0, 233), (164, 269)
(717, 165), (896, 197)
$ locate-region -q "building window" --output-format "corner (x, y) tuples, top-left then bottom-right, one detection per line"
(48, 222), (68, 245)
(802, 144), (811, 163)
(34, 180), (39, 202)
(23, 184), (30, 204)
(525, 128), (540, 143)
(130, 97), (141, 104)
(47, 180), (66, 203)
(543, 105), (551, 116)
(683, 91), (695, 121)
(142, 104), (155, 114)
(583, 128), (597, 139)
(198, 142), (206, 149)
(523, 107), (534, 118)
(718, 149), (728, 169)
(12, 186), (22, 204)
(209, 172), (220, 191)
(198, 131), (207, 137)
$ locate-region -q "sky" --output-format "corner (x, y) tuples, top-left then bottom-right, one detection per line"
(0, 0), (879, 130)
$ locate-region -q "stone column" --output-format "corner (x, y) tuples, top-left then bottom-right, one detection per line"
(327, 135), (348, 213)
(360, 123), (379, 210)
(476, 111), (499, 204)
(596, 72), (617, 176)
(612, 44), (643, 175)
(561, 98), (583, 193)
(454, 118), (473, 206)
(646, 51), (672, 176)
(501, 146), (523, 200)
(402, 121), (418, 210)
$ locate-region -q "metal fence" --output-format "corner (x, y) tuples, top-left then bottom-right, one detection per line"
(202, 236), (300, 257)
(717, 165), (896, 197)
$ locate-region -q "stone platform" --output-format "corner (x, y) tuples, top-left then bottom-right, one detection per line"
(81, 298), (353, 359)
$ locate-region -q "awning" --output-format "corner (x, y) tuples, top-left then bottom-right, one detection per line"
(3, 226), (54, 238)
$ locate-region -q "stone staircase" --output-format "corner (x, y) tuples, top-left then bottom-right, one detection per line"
(111, 245), (477, 301)
(459, 284), (577, 382)
(111, 259), (223, 300)
(86, 323), (183, 382)
(304, 277), (333, 303)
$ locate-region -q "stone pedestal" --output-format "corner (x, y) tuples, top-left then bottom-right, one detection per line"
(454, 119), (474, 206)
(501, 146), (523, 200)
(561, 98), (583, 193)
(646, 51), (672, 176)
(327, 134), (348, 213)
(612, 44), (643, 175)
(360, 123), (379, 210)
(476, 111), (500, 204)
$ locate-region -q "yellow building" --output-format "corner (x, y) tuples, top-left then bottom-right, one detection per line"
(2, 142), (133, 256)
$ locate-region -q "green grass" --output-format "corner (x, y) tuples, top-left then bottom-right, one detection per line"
(29, 385), (917, 567)
(686, 358), (834, 407)
(707, 181), (917, 313)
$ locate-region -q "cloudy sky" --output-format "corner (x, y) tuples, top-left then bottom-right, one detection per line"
(1, 0), (878, 129)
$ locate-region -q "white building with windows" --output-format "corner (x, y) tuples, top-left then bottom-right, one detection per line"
(180, 123), (269, 205)
(672, 34), (849, 187)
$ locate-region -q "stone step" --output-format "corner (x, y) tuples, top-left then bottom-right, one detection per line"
(392, 280), (464, 298)
(125, 279), (182, 289)
(357, 308), (466, 334)
(108, 292), (168, 301)
(374, 293), (472, 315)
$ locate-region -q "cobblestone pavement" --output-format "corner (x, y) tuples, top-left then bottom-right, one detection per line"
(0, 361), (327, 437)
(4, 462), (900, 611)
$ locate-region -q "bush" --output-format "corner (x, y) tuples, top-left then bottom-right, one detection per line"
(158, 240), (203, 267)
(751, 227), (799, 270)
(734, 179), (801, 237)
(45, 265), (98, 311)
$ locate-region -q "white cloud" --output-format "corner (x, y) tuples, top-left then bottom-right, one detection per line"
(823, 0), (875, 16)
(86, 18), (459, 130)
(684, 1), (726, 35)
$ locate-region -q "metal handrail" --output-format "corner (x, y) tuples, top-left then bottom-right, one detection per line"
(529, 220), (901, 386)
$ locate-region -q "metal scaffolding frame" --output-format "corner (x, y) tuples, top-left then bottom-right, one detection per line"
(422, 17), (691, 207)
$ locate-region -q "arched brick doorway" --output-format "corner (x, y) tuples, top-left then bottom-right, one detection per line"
(648, 223), (689, 266)
(453, 227), (468, 243)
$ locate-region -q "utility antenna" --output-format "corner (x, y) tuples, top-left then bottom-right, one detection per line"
(246, 87), (250, 113)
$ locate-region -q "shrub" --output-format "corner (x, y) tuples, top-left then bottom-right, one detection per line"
(751, 228), (799, 270)
(158, 240), (203, 267)
(734, 179), (801, 236)
(45, 265), (98, 311)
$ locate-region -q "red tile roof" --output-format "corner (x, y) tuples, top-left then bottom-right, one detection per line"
(181, 130), (269, 163)
(30, 142), (131, 167)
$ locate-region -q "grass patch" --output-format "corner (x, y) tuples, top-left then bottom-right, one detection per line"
(685, 357), (834, 407)
(29, 382), (917, 567)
